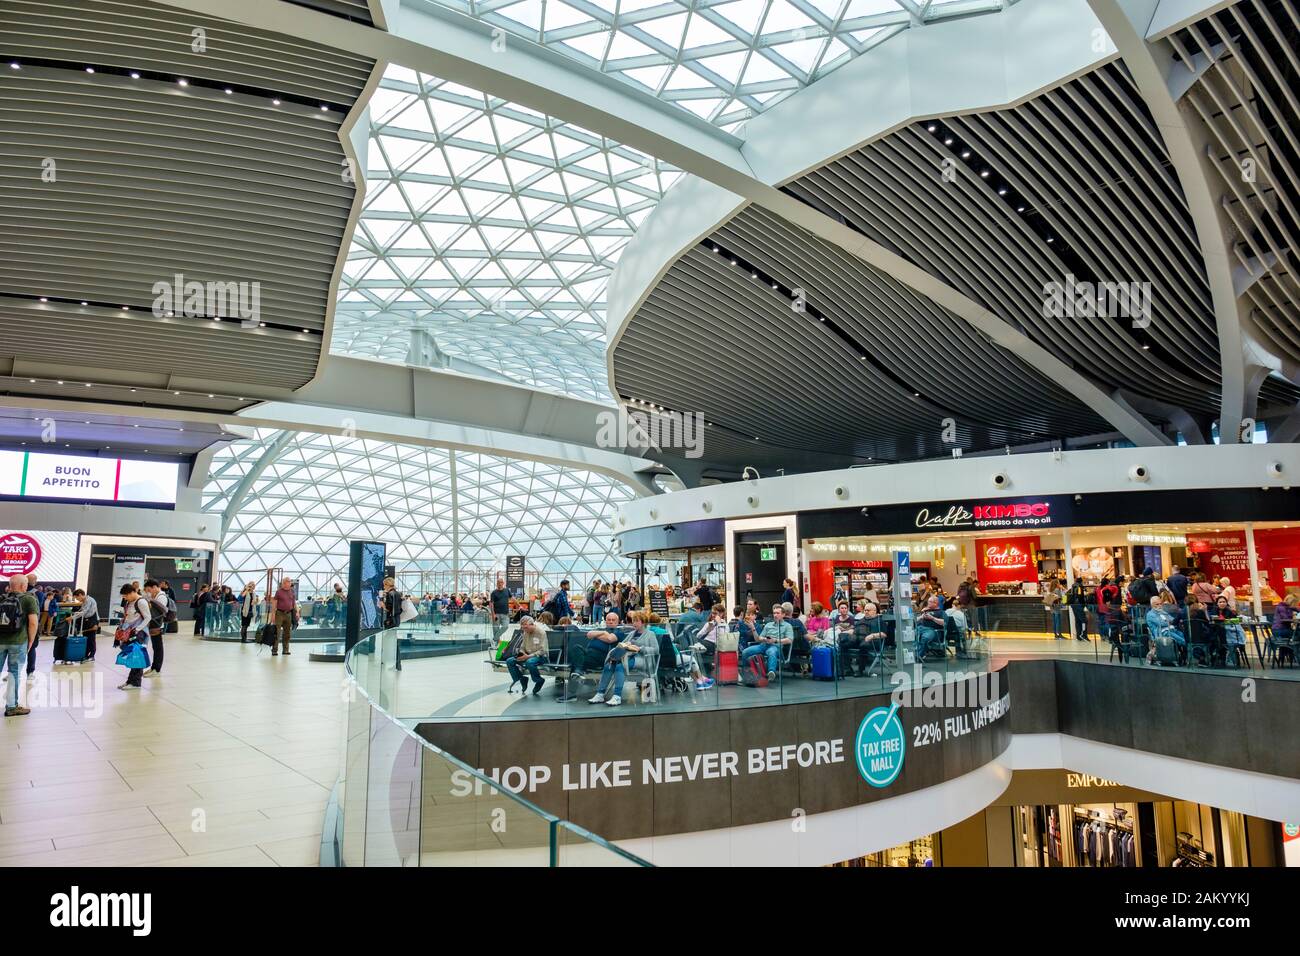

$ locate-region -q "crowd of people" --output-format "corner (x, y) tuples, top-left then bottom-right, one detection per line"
(1043, 565), (1287, 668)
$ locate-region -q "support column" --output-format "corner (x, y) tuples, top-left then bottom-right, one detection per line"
(449, 449), (460, 595)
(1245, 522), (1262, 618)
(1062, 527), (1077, 637)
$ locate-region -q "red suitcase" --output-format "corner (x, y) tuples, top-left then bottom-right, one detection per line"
(715, 649), (739, 685)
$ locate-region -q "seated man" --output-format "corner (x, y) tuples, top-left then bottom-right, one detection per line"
(831, 600), (866, 677)
(505, 615), (549, 696)
(573, 611), (623, 678)
(1145, 595), (1185, 663)
(915, 596), (947, 660)
(676, 600), (706, 632)
(589, 611), (647, 707)
(782, 601), (810, 659)
(741, 604), (792, 680)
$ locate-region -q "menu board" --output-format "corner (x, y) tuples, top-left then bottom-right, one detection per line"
(649, 589), (669, 616)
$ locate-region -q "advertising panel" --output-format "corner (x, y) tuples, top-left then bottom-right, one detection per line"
(976, 535), (1039, 585)
(0, 529), (78, 581)
(0, 451), (178, 507)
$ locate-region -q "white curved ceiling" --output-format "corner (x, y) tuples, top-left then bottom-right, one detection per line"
(411, 0), (1020, 133)
(331, 65), (683, 400)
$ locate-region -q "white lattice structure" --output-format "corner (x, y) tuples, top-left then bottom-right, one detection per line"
(202, 430), (634, 594)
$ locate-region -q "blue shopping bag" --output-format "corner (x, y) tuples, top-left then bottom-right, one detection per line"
(115, 639), (150, 670)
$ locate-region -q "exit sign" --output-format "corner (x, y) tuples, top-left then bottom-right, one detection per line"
(760, 547), (777, 561)
(176, 559), (193, 571)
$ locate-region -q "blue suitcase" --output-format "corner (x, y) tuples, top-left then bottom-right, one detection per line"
(811, 644), (835, 680)
(56, 634), (88, 664)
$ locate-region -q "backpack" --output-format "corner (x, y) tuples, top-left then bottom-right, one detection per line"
(741, 656), (768, 687)
(147, 596), (168, 634)
(541, 594), (560, 619)
(0, 592), (23, 631)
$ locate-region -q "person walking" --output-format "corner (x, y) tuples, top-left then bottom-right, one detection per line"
(2, 573), (39, 717)
(191, 583), (209, 636)
(272, 577), (298, 656)
(239, 582), (258, 643)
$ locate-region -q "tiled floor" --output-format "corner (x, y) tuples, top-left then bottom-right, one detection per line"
(0, 625), (342, 867)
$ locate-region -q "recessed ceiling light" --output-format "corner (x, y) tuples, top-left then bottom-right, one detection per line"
(980, 170), (989, 177)
(259, 322), (266, 327)
(130, 72), (140, 79)
(944, 138), (953, 145)
(8, 62), (18, 70)
(122, 306), (129, 311)
(1046, 237), (1055, 243)
(27, 379), (34, 383)
(961, 151), (971, 159)
(998, 189), (1007, 196)
(272, 98), (281, 106)
(320, 104), (329, 111)
(39, 297), (47, 302)
(178, 78), (188, 87)
(927, 124), (937, 132)
(1017, 206), (1026, 213)
(207, 394), (214, 398)
(84, 382), (92, 387)
(225, 88), (233, 95)
(129, 388), (137, 393)
(57, 380), (64, 385)
(85, 67), (94, 74)
(81, 300), (88, 305)
(173, 391), (180, 395)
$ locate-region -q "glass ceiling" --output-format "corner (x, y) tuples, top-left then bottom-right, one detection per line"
(332, 67), (683, 401)
(412, 0), (1021, 133)
(203, 430), (635, 592)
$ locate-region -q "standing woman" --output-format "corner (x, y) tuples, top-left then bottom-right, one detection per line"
(239, 582), (258, 643)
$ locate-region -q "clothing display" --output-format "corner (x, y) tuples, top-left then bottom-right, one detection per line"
(1071, 809), (1136, 867)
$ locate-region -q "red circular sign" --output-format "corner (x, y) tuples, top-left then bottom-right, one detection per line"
(0, 533), (41, 576)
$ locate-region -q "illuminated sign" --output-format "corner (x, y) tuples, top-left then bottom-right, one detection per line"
(1127, 531), (1187, 546)
(0, 533), (41, 575)
(0, 451), (177, 507)
(984, 544), (1031, 569)
(915, 501), (1053, 530)
(760, 546), (777, 561)
(0, 530), (78, 580)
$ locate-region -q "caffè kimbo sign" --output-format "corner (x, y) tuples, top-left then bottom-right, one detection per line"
(915, 500), (1054, 531)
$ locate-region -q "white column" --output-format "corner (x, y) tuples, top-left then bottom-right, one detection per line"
(1062, 527), (1076, 636)
(1245, 522), (1263, 617)
(449, 449), (460, 594)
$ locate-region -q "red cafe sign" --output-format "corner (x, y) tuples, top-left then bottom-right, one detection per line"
(984, 544), (1031, 568)
(0, 533), (42, 576)
(916, 501), (1052, 529)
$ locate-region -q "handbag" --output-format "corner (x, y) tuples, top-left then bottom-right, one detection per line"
(115, 638), (150, 670)
(399, 597), (418, 623)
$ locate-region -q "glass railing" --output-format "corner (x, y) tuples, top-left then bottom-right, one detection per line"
(339, 629), (651, 867)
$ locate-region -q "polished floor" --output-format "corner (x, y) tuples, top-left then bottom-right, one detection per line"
(0, 625), (341, 867)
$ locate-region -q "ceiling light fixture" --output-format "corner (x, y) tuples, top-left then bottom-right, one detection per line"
(39, 297), (47, 302)
(225, 88), (233, 95)
(130, 72), (140, 79)
(944, 138), (953, 145)
(178, 78), (188, 87)
(85, 66), (94, 73)
(927, 124), (936, 132)
(8, 62), (18, 70)
(272, 97), (281, 106)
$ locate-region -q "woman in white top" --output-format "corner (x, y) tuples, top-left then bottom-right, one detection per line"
(116, 583), (152, 690)
(239, 582), (259, 643)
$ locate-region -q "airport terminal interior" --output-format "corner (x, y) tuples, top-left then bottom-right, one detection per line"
(2, 0), (1300, 881)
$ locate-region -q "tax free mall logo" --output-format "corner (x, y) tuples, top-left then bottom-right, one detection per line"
(854, 701), (905, 788)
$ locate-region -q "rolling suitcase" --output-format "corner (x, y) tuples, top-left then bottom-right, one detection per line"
(56, 634), (87, 664)
(260, 622), (278, 647)
(715, 649), (739, 685)
(811, 644), (835, 681)
(741, 656), (768, 687)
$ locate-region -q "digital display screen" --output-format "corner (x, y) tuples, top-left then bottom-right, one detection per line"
(0, 529), (78, 581)
(359, 541), (385, 630)
(0, 451), (178, 507)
